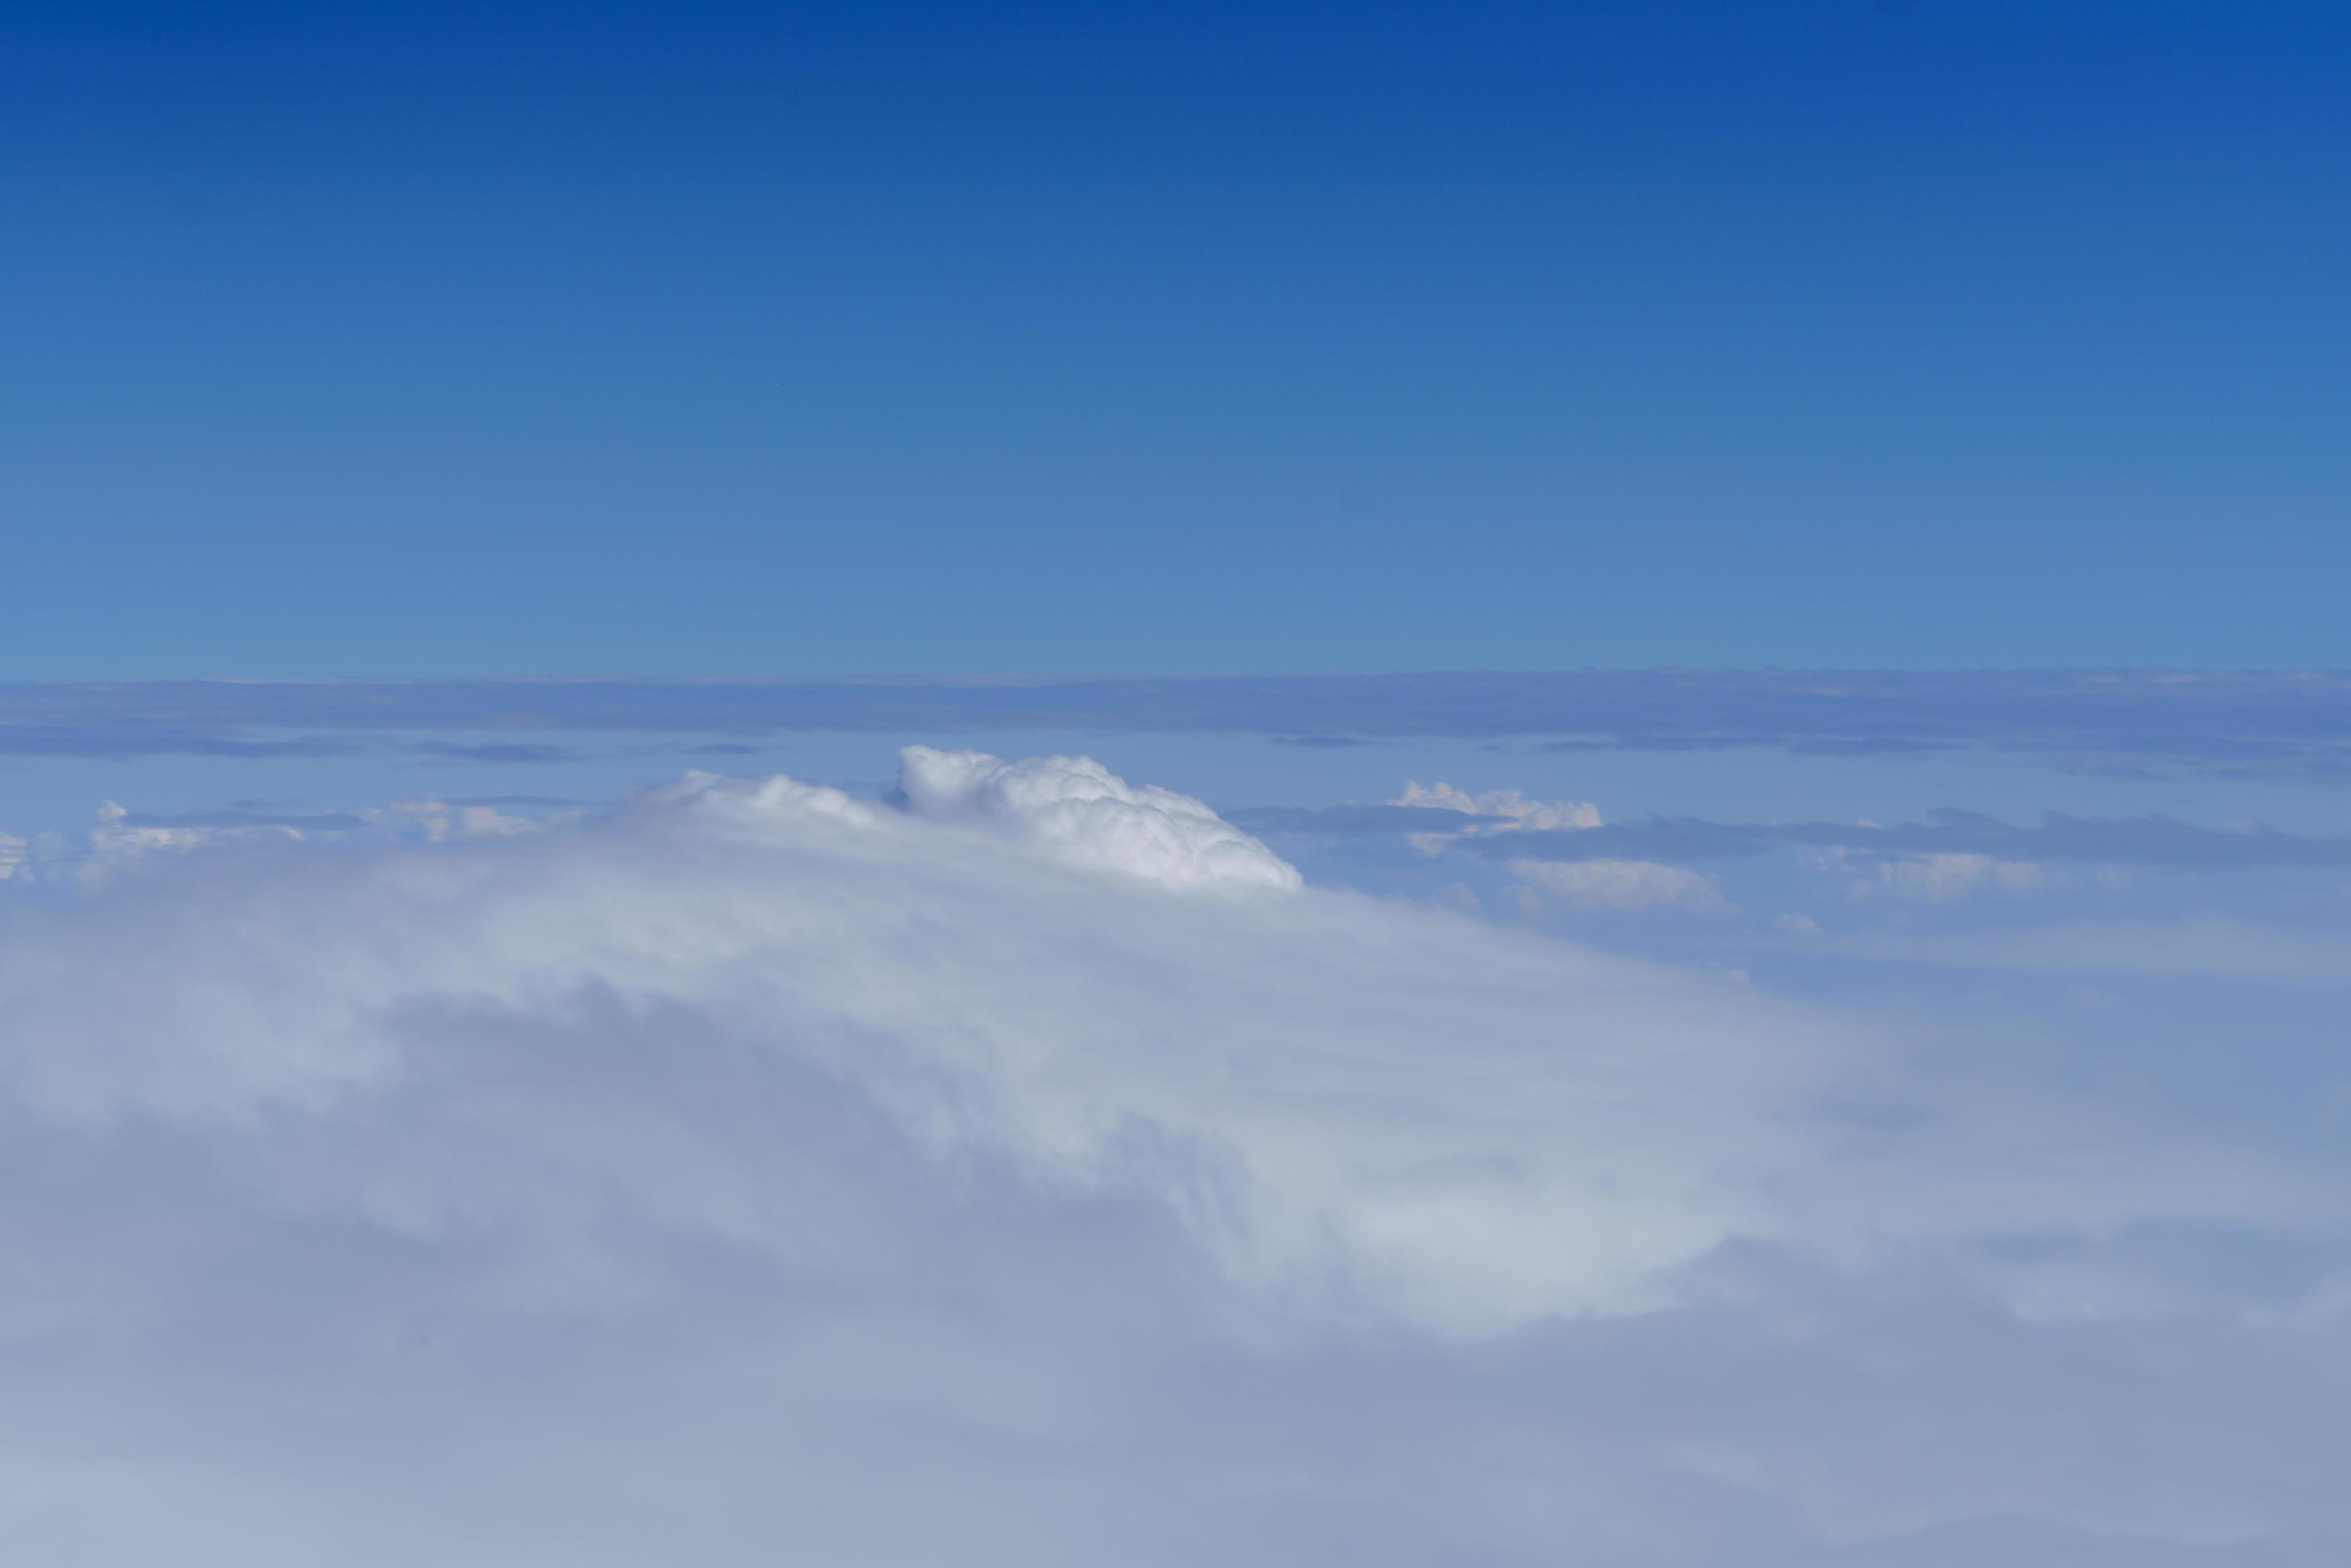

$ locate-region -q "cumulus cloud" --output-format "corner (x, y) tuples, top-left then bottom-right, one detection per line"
(895, 746), (1301, 892)
(0, 800), (318, 886)
(0, 748), (2342, 1563)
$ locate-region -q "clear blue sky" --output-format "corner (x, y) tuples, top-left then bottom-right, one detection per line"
(6, 0), (2347, 678)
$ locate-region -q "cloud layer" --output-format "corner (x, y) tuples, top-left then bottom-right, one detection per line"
(1246, 800), (2351, 875)
(2, 749), (2346, 1563)
(10, 670), (2351, 777)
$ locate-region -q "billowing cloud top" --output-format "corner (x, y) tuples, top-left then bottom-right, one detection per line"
(894, 745), (1303, 892)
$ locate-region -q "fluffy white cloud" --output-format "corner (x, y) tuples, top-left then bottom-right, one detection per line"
(0, 747), (2339, 1565)
(899, 746), (1302, 892)
(2, 750), (1828, 1330)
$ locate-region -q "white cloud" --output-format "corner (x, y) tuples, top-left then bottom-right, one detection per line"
(0, 748), (2338, 1563)
(899, 746), (1302, 892)
(1, 750), (1814, 1330)
(1391, 780), (1603, 832)
(1390, 779), (1601, 854)
(5, 802), (303, 887)
(358, 797), (550, 843)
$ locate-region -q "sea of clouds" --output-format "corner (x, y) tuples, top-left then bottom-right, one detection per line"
(3, 747), (2349, 1564)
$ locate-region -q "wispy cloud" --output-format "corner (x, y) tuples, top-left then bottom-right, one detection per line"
(1247, 802), (2351, 874)
(108, 805), (369, 832)
(0, 723), (358, 759)
(411, 739), (596, 765)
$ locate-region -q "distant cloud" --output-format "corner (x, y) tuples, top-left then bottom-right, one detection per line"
(1826, 848), (2052, 901)
(4, 795), (575, 885)
(1248, 800), (2351, 876)
(1831, 920), (2351, 986)
(4, 670), (2350, 777)
(412, 739), (595, 765)
(109, 806), (368, 832)
(0, 723), (356, 759)
(1388, 780), (1602, 855)
(1511, 855), (1730, 912)
(1391, 780), (1603, 831)
(357, 798), (548, 843)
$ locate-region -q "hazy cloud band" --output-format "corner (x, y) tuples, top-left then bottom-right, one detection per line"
(7, 670), (2351, 776)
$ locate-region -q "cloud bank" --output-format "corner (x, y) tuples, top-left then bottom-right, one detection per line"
(10, 670), (2351, 777)
(1245, 801), (2351, 876)
(2, 749), (2345, 1563)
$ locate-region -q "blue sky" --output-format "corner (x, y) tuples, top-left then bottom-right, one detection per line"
(8, 0), (2349, 677)
(10, 8), (2351, 1564)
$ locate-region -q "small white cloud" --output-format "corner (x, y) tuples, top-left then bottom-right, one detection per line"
(9, 803), (309, 887)
(1390, 780), (1601, 854)
(1391, 780), (1603, 831)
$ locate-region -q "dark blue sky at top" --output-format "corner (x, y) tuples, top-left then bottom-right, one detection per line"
(6, 1), (2347, 678)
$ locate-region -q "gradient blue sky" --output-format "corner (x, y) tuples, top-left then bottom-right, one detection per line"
(8, 0), (2348, 678)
